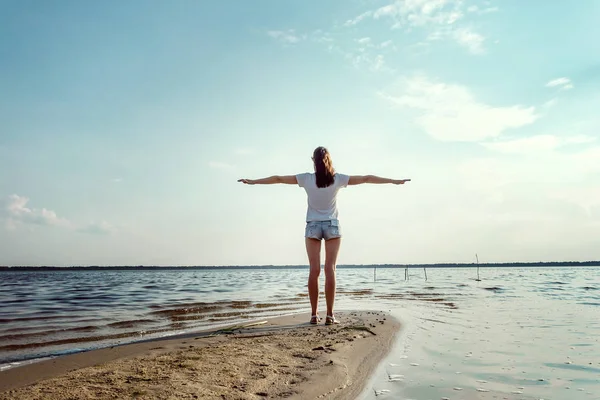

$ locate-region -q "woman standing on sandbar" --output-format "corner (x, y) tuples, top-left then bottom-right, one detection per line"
(238, 146), (410, 325)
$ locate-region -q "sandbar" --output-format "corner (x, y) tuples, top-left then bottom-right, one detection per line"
(0, 310), (399, 400)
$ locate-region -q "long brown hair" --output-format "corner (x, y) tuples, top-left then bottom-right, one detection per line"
(312, 146), (335, 188)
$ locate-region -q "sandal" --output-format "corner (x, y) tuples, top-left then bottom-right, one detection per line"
(325, 315), (339, 325)
(310, 315), (321, 325)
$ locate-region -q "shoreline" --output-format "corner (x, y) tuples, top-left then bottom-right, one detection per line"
(0, 310), (400, 399)
(0, 312), (299, 372)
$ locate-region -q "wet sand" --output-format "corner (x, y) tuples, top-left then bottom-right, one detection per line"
(0, 310), (399, 400)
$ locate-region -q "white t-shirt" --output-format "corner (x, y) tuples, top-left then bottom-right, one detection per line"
(296, 172), (350, 222)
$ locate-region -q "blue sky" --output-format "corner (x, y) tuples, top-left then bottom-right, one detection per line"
(1, 0), (599, 266)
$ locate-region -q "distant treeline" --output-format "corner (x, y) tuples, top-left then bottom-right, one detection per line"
(1, 261), (599, 271)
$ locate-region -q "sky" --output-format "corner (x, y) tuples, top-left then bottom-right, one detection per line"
(1, 0), (599, 266)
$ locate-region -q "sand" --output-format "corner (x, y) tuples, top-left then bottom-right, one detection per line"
(0, 310), (399, 400)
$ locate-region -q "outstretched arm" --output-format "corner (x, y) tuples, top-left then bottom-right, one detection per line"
(238, 175), (298, 185)
(348, 175), (411, 185)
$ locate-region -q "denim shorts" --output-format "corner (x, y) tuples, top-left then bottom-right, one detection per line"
(305, 219), (342, 241)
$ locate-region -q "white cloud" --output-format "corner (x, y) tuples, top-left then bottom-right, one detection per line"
(111, 178), (123, 183)
(357, 37), (371, 45)
(452, 28), (485, 54)
(546, 78), (570, 87)
(4, 195), (71, 228)
(379, 40), (394, 48)
(343, 11), (373, 27)
(267, 30), (302, 44)
(380, 75), (538, 141)
(546, 77), (574, 91)
(208, 161), (235, 170)
(2, 194), (116, 235)
(373, 4), (395, 19)
(427, 26), (486, 54)
(467, 5), (499, 14)
(6, 195), (28, 215)
(371, 0), (464, 27)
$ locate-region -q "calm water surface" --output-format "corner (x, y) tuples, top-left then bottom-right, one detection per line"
(1, 266), (599, 399)
(359, 267), (600, 400)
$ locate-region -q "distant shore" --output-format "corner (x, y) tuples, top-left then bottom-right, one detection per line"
(1, 261), (599, 270)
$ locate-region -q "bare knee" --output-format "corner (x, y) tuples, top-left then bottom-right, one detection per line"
(324, 263), (336, 278)
(309, 265), (321, 278)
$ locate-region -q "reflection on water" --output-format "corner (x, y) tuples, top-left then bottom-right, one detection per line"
(359, 267), (600, 400)
(1, 266), (599, 399)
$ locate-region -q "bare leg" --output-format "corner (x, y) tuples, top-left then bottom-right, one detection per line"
(324, 238), (341, 317)
(305, 238), (322, 317)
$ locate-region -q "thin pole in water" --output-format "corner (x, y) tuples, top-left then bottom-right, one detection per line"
(374, 265), (376, 282)
(424, 267), (428, 281)
(476, 253), (481, 281)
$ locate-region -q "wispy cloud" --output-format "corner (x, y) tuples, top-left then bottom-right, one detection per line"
(546, 77), (574, 90)
(111, 178), (123, 183)
(267, 30), (303, 44)
(343, 11), (373, 27)
(313, 31), (396, 73)
(273, 1), (492, 77)
(543, 98), (559, 108)
(342, 0), (492, 55)
(379, 40), (394, 49)
(467, 5), (499, 14)
(372, 55), (386, 72)
(346, 52), (394, 73)
(371, 0), (464, 27)
(380, 75), (537, 142)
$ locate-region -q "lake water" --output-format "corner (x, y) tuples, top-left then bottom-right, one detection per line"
(1, 266), (599, 399)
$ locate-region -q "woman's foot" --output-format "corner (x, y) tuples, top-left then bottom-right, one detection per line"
(325, 315), (339, 325)
(310, 315), (321, 324)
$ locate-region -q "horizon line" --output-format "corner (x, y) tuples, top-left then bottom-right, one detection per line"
(1, 260), (599, 269)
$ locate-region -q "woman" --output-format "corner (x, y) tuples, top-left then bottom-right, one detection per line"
(238, 146), (410, 325)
